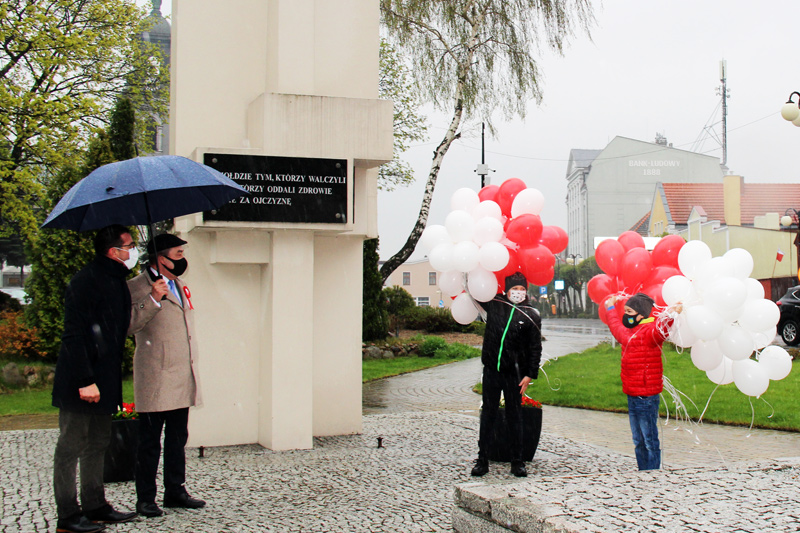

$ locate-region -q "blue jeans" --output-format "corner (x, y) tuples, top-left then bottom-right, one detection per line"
(627, 394), (661, 470)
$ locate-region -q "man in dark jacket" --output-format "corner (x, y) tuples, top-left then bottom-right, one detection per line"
(472, 272), (542, 478)
(52, 225), (160, 533)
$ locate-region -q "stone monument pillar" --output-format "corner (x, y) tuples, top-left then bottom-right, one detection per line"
(170, 0), (393, 449)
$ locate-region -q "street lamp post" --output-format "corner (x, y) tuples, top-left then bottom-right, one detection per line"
(780, 208), (800, 277)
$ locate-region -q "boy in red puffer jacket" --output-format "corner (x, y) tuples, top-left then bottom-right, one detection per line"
(604, 293), (680, 471)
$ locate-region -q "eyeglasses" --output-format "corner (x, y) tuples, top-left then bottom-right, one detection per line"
(116, 243), (137, 250)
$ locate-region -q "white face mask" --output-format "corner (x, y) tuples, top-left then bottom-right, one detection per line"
(121, 247), (139, 270)
(508, 289), (526, 304)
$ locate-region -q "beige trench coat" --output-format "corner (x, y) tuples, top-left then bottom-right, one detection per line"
(128, 271), (201, 413)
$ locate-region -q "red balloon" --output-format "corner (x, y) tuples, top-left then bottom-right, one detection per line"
(620, 247), (653, 292)
(506, 214), (544, 247)
(495, 178), (527, 218)
(478, 184), (500, 203)
(539, 225), (568, 254)
(518, 245), (555, 279)
(647, 265), (681, 287)
(651, 234), (686, 269)
(527, 266), (554, 286)
(642, 283), (666, 309)
(588, 274), (618, 304)
(494, 247), (522, 286)
(598, 303), (608, 324)
(617, 231), (646, 252)
(595, 239), (625, 276)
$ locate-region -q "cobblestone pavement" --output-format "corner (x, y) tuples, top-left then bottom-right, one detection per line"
(1, 412), (633, 533)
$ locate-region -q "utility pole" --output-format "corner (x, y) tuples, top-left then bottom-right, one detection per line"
(717, 59), (730, 167)
(475, 122), (492, 188)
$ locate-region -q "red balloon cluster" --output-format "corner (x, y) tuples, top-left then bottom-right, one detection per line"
(479, 180), (568, 290)
(587, 233), (685, 323)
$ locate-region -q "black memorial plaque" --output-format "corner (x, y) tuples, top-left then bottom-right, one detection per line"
(203, 153), (348, 224)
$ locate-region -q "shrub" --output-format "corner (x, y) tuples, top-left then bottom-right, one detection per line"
(418, 336), (448, 357)
(0, 310), (43, 359)
(435, 342), (480, 359)
(0, 291), (22, 313)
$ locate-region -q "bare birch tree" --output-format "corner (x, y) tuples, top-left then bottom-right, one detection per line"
(379, 0), (594, 281)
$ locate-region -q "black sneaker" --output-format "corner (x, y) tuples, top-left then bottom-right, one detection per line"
(471, 458), (489, 477)
(510, 461), (527, 477)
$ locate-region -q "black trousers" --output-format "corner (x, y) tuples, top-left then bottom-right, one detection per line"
(135, 408), (189, 503)
(478, 367), (523, 462)
(53, 410), (111, 519)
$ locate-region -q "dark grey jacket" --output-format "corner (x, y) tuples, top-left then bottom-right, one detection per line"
(480, 295), (542, 379)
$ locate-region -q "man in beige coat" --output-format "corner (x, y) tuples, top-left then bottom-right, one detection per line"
(127, 233), (204, 518)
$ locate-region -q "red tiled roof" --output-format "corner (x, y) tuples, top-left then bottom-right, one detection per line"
(661, 182), (800, 225)
(629, 211), (651, 236)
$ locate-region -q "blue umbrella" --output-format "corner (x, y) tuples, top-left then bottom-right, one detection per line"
(42, 155), (248, 232)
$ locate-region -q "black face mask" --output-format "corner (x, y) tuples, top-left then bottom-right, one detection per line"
(164, 257), (188, 277)
(622, 314), (641, 329)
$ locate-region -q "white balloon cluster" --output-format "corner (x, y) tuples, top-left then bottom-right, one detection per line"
(665, 241), (792, 397)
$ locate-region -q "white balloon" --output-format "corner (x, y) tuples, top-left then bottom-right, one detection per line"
(753, 326), (777, 350)
(704, 277), (747, 322)
(445, 210), (475, 242)
(420, 225), (450, 252)
(472, 200), (503, 222)
(451, 292), (479, 325)
(686, 305), (724, 341)
(662, 275), (692, 306)
(478, 241), (510, 272)
(744, 278), (765, 301)
(716, 324), (755, 361)
(438, 270), (465, 297)
(450, 188), (480, 213)
(724, 248), (754, 279)
(691, 340), (724, 371)
(732, 359), (770, 397)
(693, 256), (735, 290)
(738, 299), (780, 333)
(429, 243), (454, 272)
(669, 312), (698, 348)
(467, 267), (499, 302)
(510, 188), (545, 217)
(472, 217), (505, 246)
(706, 356), (734, 385)
(451, 241), (480, 273)
(758, 345), (793, 380)
(678, 240), (712, 280)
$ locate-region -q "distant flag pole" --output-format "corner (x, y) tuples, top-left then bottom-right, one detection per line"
(773, 248), (785, 277)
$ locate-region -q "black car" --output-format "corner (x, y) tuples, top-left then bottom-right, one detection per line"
(777, 285), (800, 345)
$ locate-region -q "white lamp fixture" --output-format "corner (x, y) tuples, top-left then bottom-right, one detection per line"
(781, 92), (800, 125)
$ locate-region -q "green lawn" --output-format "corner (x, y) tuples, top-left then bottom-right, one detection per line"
(525, 343), (800, 432)
(363, 346), (480, 382)
(0, 377), (135, 417)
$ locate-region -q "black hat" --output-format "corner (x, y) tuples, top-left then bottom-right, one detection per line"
(505, 272), (527, 292)
(625, 293), (654, 318)
(147, 233), (187, 256)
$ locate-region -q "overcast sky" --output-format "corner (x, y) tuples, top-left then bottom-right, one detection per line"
(154, 1), (800, 260)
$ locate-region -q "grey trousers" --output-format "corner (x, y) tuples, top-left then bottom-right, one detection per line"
(53, 410), (111, 519)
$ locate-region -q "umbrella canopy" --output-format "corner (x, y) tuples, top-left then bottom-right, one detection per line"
(42, 156), (248, 232)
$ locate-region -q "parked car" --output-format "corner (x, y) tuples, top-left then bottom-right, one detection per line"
(776, 285), (800, 345)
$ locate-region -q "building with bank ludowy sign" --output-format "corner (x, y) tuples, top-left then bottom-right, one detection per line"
(566, 136), (725, 259)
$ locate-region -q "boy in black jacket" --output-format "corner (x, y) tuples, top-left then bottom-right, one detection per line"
(472, 272), (542, 477)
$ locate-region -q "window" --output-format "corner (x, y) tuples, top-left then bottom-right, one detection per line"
(402, 272), (411, 285)
(416, 297), (430, 307)
(429, 272), (437, 285)
(155, 125), (164, 152)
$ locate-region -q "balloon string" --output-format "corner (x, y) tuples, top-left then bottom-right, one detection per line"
(761, 396), (776, 419)
(538, 365), (562, 392)
(698, 384), (720, 424)
(747, 397), (755, 435)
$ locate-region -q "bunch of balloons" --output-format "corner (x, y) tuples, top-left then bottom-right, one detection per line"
(665, 240), (791, 398)
(419, 178), (567, 325)
(587, 232), (686, 322)
(588, 233), (792, 398)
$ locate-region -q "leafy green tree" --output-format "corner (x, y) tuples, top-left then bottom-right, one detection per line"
(378, 0), (594, 281)
(0, 0), (167, 243)
(362, 238), (389, 342)
(25, 97), (137, 359)
(382, 285), (416, 336)
(378, 39), (428, 191)
(109, 97), (138, 161)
